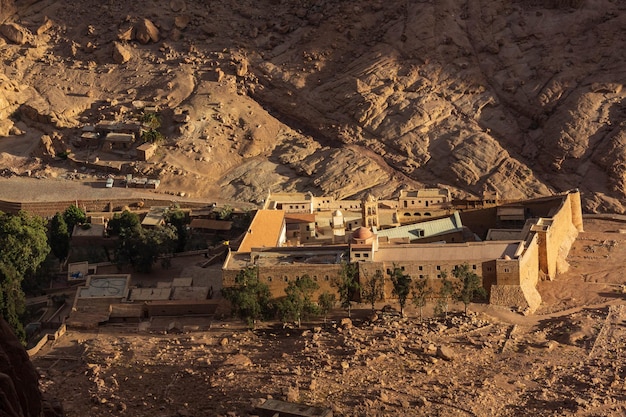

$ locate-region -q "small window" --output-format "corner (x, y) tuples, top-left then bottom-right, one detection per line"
(504, 268), (510, 273)
(364, 253), (369, 258)
(418, 266), (423, 271)
(284, 276), (288, 282)
(436, 265), (441, 271)
(419, 275), (424, 279)
(437, 274), (441, 278)
(472, 264), (477, 270)
(386, 269), (391, 275)
(401, 266), (405, 271)
(267, 276), (272, 282)
(313, 275), (318, 281)
(355, 253), (361, 258)
(325, 275), (330, 281)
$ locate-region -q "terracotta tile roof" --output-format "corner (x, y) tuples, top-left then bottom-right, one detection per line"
(238, 210), (285, 252)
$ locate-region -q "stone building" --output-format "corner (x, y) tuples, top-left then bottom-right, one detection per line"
(223, 189), (583, 313)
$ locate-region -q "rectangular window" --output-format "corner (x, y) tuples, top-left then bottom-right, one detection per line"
(419, 275), (424, 279)
(313, 275), (318, 281)
(355, 253), (361, 258)
(284, 276), (288, 282)
(418, 266), (423, 271)
(472, 265), (477, 270)
(401, 266), (405, 271)
(436, 265), (441, 271)
(437, 274), (441, 278)
(504, 268), (510, 273)
(364, 253), (369, 258)
(325, 275), (330, 281)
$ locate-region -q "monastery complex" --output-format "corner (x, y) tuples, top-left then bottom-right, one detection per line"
(223, 189), (584, 313)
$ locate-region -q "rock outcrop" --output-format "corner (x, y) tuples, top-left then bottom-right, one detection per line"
(0, 318), (42, 417)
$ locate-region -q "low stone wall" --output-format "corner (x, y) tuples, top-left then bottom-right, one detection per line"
(26, 324), (67, 357)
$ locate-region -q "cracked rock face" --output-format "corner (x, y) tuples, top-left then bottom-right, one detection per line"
(1, 0), (626, 211)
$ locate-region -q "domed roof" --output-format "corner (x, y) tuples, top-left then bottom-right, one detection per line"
(352, 227), (373, 240)
(332, 209), (343, 217)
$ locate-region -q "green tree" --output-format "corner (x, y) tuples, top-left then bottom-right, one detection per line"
(49, 212), (70, 261)
(0, 211), (50, 277)
(218, 205), (233, 221)
(140, 111), (161, 129)
(221, 267), (272, 328)
(278, 275), (319, 327)
(361, 269), (384, 313)
(317, 291), (336, 324)
(412, 277), (433, 322)
(435, 271), (457, 319)
(115, 225), (177, 273)
(107, 210), (141, 236)
(0, 211), (50, 340)
(332, 262), (360, 317)
(453, 263), (487, 315)
(0, 264), (25, 341)
(63, 204), (86, 234)
(390, 266), (412, 318)
(165, 208), (189, 252)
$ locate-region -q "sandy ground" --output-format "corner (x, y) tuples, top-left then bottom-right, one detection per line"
(31, 218), (626, 417)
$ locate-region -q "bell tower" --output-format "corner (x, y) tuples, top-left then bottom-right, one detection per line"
(362, 193), (379, 229)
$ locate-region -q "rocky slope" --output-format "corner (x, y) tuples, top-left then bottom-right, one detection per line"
(1, 0), (626, 211)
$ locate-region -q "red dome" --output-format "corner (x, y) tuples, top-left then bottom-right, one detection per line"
(352, 227), (373, 240)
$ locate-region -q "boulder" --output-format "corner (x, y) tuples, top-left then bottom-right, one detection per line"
(0, 318), (43, 417)
(0, 119), (14, 137)
(0, 0), (15, 24)
(112, 42), (131, 64)
(0, 22), (31, 45)
(223, 354), (252, 367)
(436, 345), (455, 361)
(134, 18), (159, 44)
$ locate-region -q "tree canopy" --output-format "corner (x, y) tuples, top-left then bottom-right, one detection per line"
(63, 204), (86, 234)
(0, 211), (50, 341)
(165, 208), (189, 252)
(49, 212), (70, 261)
(361, 269), (384, 312)
(332, 262), (360, 317)
(107, 210), (141, 236)
(115, 224), (177, 273)
(390, 266), (412, 317)
(453, 263), (487, 314)
(435, 271), (457, 318)
(278, 275), (319, 327)
(317, 291), (336, 324)
(221, 267), (272, 328)
(0, 211), (50, 277)
(412, 277), (433, 322)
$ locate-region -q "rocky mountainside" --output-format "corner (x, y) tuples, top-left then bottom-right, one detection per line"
(1, 0), (625, 211)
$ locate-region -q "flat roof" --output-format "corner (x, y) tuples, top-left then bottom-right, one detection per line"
(374, 241), (521, 262)
(190, 218), (232, 231)
(129, 287), (172, 301)
(377, 212), (462, 241)
(400, 188), (450, 199)
(285, 213), (316, 223)
(77, 275), (130, 298)
(238, 210), (285, 252)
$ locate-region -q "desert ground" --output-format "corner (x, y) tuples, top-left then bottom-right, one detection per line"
(32, 218), (626, 417)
